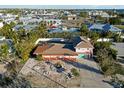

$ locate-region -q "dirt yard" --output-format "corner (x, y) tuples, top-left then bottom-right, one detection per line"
(19, 58), (113, 88)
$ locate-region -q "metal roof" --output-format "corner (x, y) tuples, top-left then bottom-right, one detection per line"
(13, 25), (37, 31)
(88, 24), (122, 32)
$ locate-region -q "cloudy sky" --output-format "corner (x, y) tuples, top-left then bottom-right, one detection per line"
(0, 5), (124, 9)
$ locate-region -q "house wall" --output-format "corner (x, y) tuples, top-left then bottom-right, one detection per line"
(75, 48), (93, 53)
(97, 38), (114, 42)
(68, 17), (77, 20)
(75, 48), (93, 58)
(42, 55), (77, 61)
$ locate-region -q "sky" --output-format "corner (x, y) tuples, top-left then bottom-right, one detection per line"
(0, 5), (124, 9)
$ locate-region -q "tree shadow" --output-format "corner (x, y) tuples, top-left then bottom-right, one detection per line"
(61, 59), (103, 75)
(102, 80), (116, 88)
(118, 57), (124, 64)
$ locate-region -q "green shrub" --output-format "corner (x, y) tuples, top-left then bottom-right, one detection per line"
(71, 68), (80, 77)
(36, 55), (43, 61)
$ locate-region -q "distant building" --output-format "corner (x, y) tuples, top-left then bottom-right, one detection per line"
(88, 10), (117, 18)
(97, 38), (114, 42)
(19, 16), (42, 25)
(67, 14), (77, 20)
(101, 12), (117, 18)
(12, 25), (37, 31)
(88, 23), (122, 34)
(4, 18), (16, 24)
(48, 27), (79, 33)
(44, 19), (62, 27)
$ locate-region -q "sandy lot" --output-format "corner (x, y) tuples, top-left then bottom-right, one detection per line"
(19, 58), (113, 88)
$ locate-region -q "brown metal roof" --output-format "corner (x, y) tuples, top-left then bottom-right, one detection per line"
(76, 41), (93, 48)
(33, 44), (53, 55)
(73, 36), (93, 48)
(34, 44), (77, 56)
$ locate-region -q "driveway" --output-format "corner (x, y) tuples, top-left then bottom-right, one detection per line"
(77, 59), (113, 88)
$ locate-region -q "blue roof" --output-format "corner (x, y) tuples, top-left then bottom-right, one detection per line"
(13, 25), (37, 31)
(88, 24), (122, 32)
(103, 24), (111, 32)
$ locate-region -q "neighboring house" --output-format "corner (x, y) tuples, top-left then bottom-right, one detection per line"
(33, 36), (93, 61)
(88, 37), (114, 42)
(71, 36), (94, 58)
(12, 25), (37, 31)
(6, 14), (18, 18)
(88, 10), (104, 16)
(44, 19), (62, 27)
(4, 18), (16, 24)
(67, 14), (77, 20)
(0, 13), (18, 24)
(101, 12), (117, 18)
(0, 13), (18, 19)
(88, 11), (117, 18)
(48, 27), (79, 33)
(97, 38), (114, 42)
(88, 23), (122, 34)
(19, 17), (42, 25)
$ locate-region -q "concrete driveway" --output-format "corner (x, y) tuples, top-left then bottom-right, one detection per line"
(77, 59), (113, 88)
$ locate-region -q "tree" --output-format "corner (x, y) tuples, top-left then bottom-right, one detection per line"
(113, 34), (123, 42)
(99, 31), (113, 42)
(35, 21), (49, 38)
(0, 22), (16, 39)
(95, 48), (116, 75)
(94, 42), (111, 55)
(36, 54), (43, 61)
(94, 42), (123, 76)
(79, 12), (88, 18)
(0, 75), (31, 88)
(0, 43), (9, 60)
(71, 68), (80, 77)
(80, 24), (89, 37)
(89, 32), (100, 45)
(109, 17), (121, 25)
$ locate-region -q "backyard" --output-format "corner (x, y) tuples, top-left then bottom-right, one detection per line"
(19, 58), (113, 88)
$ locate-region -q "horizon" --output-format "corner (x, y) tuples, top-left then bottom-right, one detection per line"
(0, 5), (124, 9)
